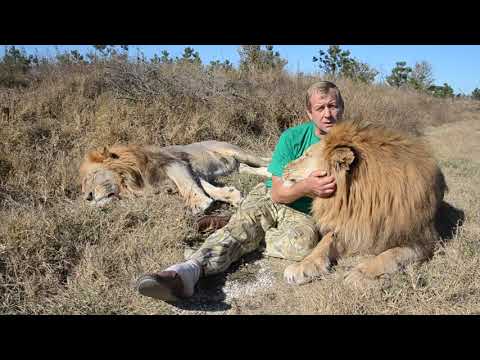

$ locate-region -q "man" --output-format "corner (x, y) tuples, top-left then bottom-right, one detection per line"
(135, 81), (344, 302)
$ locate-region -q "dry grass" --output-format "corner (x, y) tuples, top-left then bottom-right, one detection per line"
(0, 62), (478, 314)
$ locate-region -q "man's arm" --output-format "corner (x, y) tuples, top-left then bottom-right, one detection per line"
(270, 171), (336, 204)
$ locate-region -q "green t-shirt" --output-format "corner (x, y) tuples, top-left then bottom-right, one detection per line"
(265, 121), (321, 214)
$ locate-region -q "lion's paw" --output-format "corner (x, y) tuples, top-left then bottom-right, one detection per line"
(283, 260), (329, 285)
(343, 267), (376, 289)
(191, 198), (215, 215)
(225, 187), (243, 207)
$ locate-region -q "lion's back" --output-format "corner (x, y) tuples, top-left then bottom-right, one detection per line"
(162, 142), (239, 180)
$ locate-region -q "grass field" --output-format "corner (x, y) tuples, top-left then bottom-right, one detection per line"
(1, 62), (479, 314)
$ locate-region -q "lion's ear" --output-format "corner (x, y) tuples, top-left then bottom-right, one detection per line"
(102, 146), (120, 159)
(87, 150), (106, 163)
(330, 146), (355, 172)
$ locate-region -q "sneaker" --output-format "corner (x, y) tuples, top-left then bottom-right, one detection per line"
(135, 270), (187, 302)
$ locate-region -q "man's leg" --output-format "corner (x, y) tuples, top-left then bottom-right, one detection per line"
(135, 183), (278, 302)
(263, 204), (320, 262)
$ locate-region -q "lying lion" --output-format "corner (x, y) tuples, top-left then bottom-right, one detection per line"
(282, 121), (447, 286)
(79, 141), (271, 214)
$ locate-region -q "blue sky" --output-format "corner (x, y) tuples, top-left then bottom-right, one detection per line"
(3, 45), (480, 94)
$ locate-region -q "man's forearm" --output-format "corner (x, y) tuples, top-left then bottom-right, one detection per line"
(271, 179), (309, 204)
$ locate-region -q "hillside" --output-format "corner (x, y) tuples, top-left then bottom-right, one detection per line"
(0, 62), (478, 314)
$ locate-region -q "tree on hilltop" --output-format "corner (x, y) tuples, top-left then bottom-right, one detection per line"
(151, 50), (174, 64)
(386, 61), (412, 88)
(88, 45), (129, 62)
(238, 45), (287, 73)
(208, 59), (234, 72)
(471, 88), (480, 100)
(409, 61), (435, 91)
(177, 47), (202, 65)
(313, 45), (378, 84)
(56, 50), (87, 65)
(0, 46), (38, 88)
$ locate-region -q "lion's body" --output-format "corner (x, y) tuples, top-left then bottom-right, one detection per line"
(282, 121), (447, 285)
(79, 140), (271, 213)
(311, 123), (446, 256)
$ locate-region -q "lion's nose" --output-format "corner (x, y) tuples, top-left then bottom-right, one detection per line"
(85, 192), (93, 201)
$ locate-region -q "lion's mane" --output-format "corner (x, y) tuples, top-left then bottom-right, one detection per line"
(311, 121), (447, 256)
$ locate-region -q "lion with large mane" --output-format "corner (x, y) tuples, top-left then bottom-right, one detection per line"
(79, 141), (271, 214)
(282, 120), (447, 285)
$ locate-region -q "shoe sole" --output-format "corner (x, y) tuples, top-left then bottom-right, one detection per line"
(136, 276), (180, 303)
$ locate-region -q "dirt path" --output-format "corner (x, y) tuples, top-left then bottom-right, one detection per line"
(424, 116), (480, 217)
(424, 116), (480, 163)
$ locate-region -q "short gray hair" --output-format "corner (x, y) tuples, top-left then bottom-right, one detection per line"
(306, 81), (345, 113)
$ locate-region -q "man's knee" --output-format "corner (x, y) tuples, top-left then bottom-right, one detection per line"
(289, 226), (319, 258)
(264, 225), (319, 261)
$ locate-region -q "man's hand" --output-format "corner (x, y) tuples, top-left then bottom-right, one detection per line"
(271, 171), (336, 204)
(301, 170), (336, 198)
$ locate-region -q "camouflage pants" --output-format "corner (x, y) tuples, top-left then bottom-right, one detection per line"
(186, 183), (319, 276)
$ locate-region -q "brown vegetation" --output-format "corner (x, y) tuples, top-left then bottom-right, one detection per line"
(0, 59), (477, 314)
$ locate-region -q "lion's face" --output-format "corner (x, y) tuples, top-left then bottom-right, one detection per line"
(81, 165), (122, 207)
(79, 145), (165, 207)
(79, 147), (136, 207)
(282, 142), (327, 187)
(283, 140), (355, 188)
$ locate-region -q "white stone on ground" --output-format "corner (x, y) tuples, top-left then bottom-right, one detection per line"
(223, 259), (275, 302)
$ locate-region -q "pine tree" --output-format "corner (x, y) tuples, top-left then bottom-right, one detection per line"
(471, 88), (480, 100)
(386, 61), (412, 87)
(313, 45), (378, 84)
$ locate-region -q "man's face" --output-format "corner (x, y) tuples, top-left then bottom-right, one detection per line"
(307, 89), (343, 135)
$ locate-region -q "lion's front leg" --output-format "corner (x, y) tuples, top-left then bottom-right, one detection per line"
(199, 178), (243, 207)
(164, 163), (214, 215)
(344, 245), (431, 287)
(284, 231), (338, 285)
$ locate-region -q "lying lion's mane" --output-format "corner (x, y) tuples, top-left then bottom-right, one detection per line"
(81, 144), (180, 196)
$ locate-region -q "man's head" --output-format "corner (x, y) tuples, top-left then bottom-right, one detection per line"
(306, 81), (344, 136)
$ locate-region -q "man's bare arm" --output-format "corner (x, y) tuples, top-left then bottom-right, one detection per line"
(270, 171), (336, 204)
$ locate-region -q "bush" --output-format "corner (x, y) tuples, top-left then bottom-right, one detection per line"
(428, 83), (454, 98)
(0, 46), (38, 88)
(238, 45), (287, 74)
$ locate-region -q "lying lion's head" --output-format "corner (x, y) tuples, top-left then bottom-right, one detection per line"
(79, 145), (148, 207)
